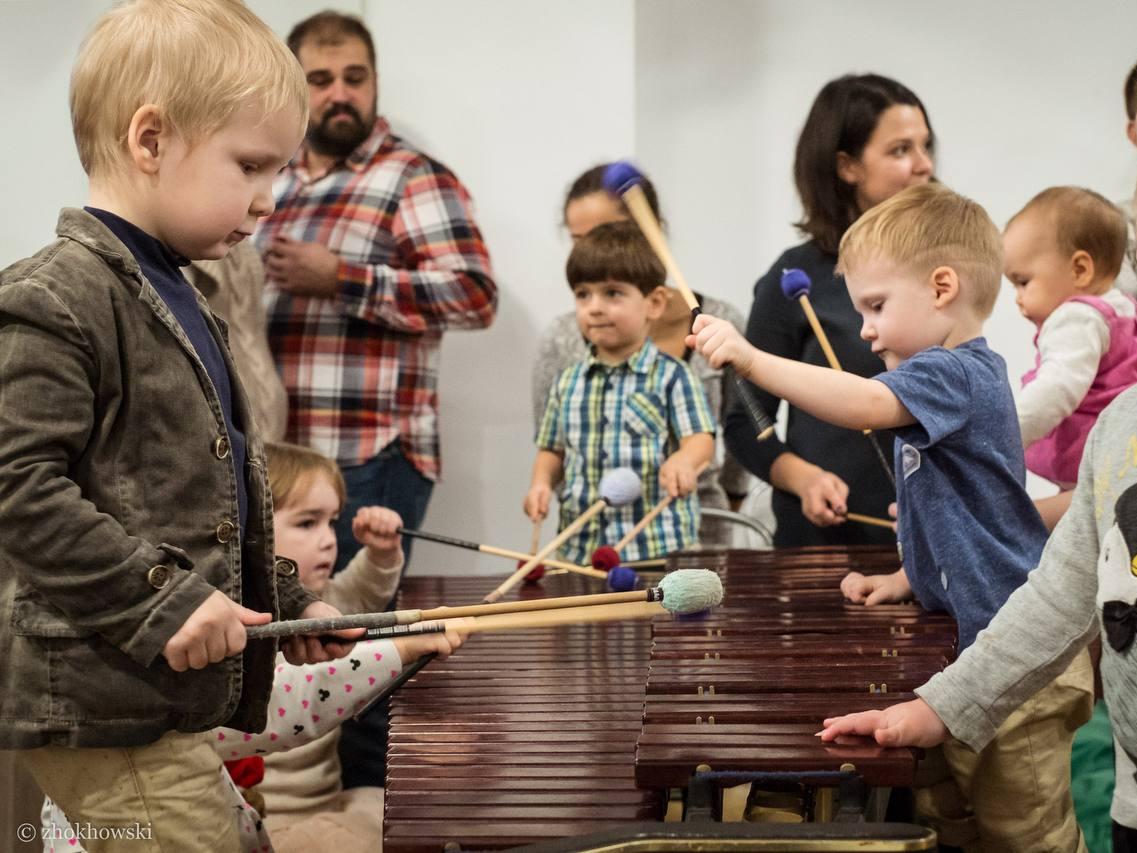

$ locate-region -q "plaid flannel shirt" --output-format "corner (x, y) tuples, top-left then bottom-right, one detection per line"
(537, 339), (716, 563)
(257, 117), (496, 478)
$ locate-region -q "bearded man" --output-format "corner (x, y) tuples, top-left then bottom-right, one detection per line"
(255, 9), (496, 792)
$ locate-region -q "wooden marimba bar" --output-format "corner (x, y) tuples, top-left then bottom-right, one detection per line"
(383, 546), (957, 849)
(383, 572), (663, 853)
(636, 546), (958, 814)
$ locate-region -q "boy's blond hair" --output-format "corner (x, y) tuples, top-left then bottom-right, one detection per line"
(836, 183), (1003, 317)
(1007, 186), (1127, 281)
(265, 442), (346, 512)
(71, 0), (308, 178)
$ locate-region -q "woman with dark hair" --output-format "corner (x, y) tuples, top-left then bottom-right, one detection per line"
(532, 164), (754, 546)
(725, 74), (934, 547)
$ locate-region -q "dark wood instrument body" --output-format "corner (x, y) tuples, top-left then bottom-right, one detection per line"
(384, 546), (957, 851)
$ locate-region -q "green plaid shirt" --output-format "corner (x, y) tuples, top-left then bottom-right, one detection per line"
(536, 338), (715, 563)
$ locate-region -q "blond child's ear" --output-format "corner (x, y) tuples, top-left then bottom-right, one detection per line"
(645, 285), (669, 320)
(125, 104), (167, 176)
(929, 266), (961, 308)
(1070, 249), (1097, 289)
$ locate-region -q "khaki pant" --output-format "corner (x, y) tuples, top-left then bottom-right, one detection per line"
(19, 730), (240, 853)
(263, 786), (383, 853)
(915, 649), (1095, 853)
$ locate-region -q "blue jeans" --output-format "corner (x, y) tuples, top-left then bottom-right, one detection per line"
(333, 440), (433, 573)
(333, 440), (433, 790)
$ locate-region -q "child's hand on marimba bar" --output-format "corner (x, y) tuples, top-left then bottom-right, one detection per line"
(817, 697), (949, 748)
(840, 567), (912, 606)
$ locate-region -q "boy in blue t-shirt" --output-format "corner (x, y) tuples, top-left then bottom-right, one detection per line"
(690, 182), (1094, 852)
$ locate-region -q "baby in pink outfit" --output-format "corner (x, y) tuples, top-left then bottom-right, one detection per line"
(1006, 187), (1137, 494)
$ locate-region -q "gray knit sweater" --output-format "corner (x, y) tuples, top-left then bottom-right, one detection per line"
(917, 384), (1137, 825)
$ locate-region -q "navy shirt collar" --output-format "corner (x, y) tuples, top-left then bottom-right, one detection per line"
(84, 207), (190, 278)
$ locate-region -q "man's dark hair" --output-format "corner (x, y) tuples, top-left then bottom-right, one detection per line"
(287, 10), (376, 68)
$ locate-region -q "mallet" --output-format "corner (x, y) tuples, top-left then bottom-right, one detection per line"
(779, 267), (896, 489)
(248, 572), (721, 640)
(396, 527), (607, 579)
(590, 460), (710, 572)
(483, 467), (642, 604)
(602, 161), (776, 442)
(356, 568), (724, 714)
(844, 511), (895, 530)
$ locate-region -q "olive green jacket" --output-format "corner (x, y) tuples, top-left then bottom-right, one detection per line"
(0, 208), (317, 748)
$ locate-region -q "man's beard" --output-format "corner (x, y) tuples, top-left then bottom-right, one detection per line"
(307, 103), (373, 158)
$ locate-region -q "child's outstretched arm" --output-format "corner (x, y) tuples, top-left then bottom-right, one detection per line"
(688, 314), (916, 432)
(319, 506), (405, 616)
(213, 626), (466, 757)
(659, 433), (714, 498)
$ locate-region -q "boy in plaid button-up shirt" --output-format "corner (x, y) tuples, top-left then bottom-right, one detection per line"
(526, 223), (715, 564)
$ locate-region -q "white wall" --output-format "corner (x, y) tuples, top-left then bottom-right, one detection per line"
(635, 0), (1137, 498)
(1, 1), (1135, 577)
(365, 0), (636, 575)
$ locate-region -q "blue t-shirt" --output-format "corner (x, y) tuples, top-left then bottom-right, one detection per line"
(875, 338), (1049, 649)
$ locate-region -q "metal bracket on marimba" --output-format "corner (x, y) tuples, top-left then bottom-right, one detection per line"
(696, 684), (716, 696)
(881, 648), (898, 657)
(868, 682), (888, 694)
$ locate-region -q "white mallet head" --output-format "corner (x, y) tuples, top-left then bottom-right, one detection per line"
(598, 467), (642, 507)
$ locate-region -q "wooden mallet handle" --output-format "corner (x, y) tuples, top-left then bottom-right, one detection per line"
(484, 499), (609, 603)
(844, 512), (895, 530)
(358, 599), (674, 710)
(620, 183), (775, 442)
(397, 527), (606, 578)
(612, 461), (709, 553)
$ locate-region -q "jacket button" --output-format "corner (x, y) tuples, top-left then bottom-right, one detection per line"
(215, 520), (236, 544)
(274, 557), (297, 577)
(213, 436), (231, 459)
(147, 565), (171, 589)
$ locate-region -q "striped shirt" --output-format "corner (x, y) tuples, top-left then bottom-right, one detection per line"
(537, 339), (716, 563)
(257, 117), (496, 478)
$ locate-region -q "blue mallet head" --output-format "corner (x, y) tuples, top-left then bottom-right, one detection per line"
(607, 565), (639, 592)
(780, 268), (812, 300)
(602, 160), (645, 197)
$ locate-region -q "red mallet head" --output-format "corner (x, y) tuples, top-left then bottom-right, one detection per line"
(590, 545), (620, 572)
(519, 560), (546, 583)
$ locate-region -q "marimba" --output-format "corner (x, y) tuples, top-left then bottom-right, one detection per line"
(384, 547), (956, 851)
